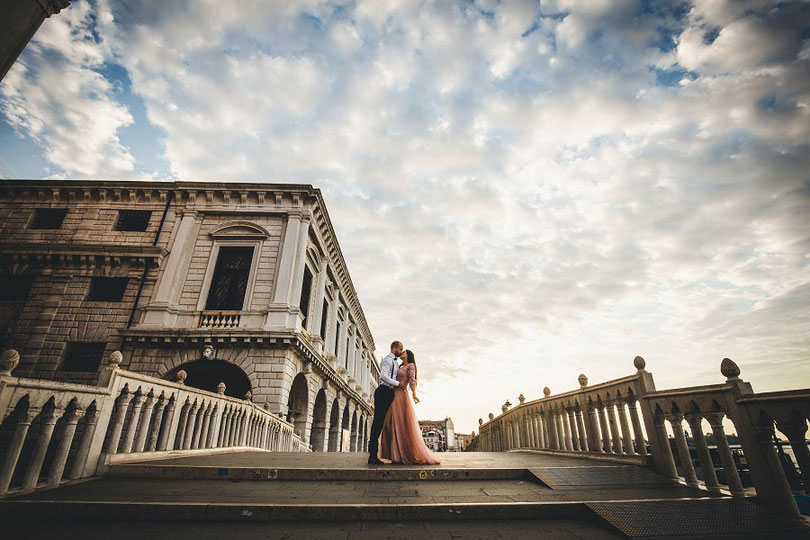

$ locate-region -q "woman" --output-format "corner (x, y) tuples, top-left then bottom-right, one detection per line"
(379, 349), (441, 465)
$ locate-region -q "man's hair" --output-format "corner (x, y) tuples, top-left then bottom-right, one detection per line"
(390, 340), (402, 351)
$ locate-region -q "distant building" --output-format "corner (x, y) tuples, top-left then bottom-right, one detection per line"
(454, 433), (473, 452)
(419, 417), (455, 451)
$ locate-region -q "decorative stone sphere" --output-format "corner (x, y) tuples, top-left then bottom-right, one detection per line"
(479, 418), (483, 425)
(518, 394), (525, 404)
(721, 358), (741, 380)
(244, 391), (253, 401)
(176, 370), (187, 384)
(633, 356), (646, 371)
(107, 350), (123, 367)
(501, 404), (508, 413)
(578, 374), (588, 388)
(0, 349), (20, 376)
(488, 412), (494, 420)
(216, 382), (226, 394)
(543, 387), (551, 397)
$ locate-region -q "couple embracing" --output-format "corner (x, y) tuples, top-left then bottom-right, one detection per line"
(367, 341), (441, 465)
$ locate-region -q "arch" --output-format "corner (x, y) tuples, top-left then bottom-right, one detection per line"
(350, 410), (358, 451)
(340, 406), (350, 452)
(209, 221), (270, 239)
(310, 390), (328, 452)
(286, 373), (310, 439)
(328, 398), (341, 452)
(164, 360), (251, 399)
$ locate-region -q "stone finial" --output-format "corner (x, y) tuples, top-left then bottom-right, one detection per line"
(543, 387), (551, 397)
(0, 349), (20, 376)
(244, 391), (253, 401)
(634, 356), (646, 371)
(518, 394), (525, 404)
(216, 382), (226, 394)
(107, 350), (123, 367)
(175, 370), (187, 385)
(488, 412), (494, 420)
(721, 357), (741, 380)
(578, 374), (588, 388)
(479, 418), (483, 425)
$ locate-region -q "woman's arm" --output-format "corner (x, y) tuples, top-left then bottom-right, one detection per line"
(409, 365), (419, 403)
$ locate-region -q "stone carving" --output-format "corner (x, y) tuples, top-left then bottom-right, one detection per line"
(721, 357), (740, 380)
(107, 350), (123, 367)
(176, 370), (187, 385)
(244, 391), (253, 401)
(303, 361), (312, 374)
(634, 356), (646, 371)
(202, 344), (216, 361)
(518, 394), (525, 404)
(543, 387), (551, 397)
(0, 349), (20, 376)
(216, 382), (226, 394)
(488, 412), (494, 420)
(578, 374), (588, 388)
(479, 418), (483, 425)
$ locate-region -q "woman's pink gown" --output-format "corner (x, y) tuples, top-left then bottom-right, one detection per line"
(379, 364), (441, 465)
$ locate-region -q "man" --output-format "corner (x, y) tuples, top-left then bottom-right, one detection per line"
(368, 340), (404, 464)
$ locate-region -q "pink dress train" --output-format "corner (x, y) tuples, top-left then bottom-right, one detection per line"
(379, 364), (441, 465)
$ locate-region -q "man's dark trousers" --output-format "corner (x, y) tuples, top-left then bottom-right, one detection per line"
(368, 385), (395, 459)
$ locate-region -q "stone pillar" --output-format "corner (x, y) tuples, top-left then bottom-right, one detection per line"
(325, 295), (339, 356)
(668, 413), (699, 488)
(47, 406), (82, 486)
(0, 407), (38, 494)
(586, 404), (601, 452)
(133, 391), (156, 453)
(705, 413), (745, 497)
(627, 399), (647, 456)
(0, 0), (71, 83)
(196, 404), (212, 449)
(562, 410), (573, 450)
(69, 407), (99, 480)
(105, 390), (134, 453)
(617, 402), (634, 455)
(147, 398), (167, 452)
(606, 402), (622, 454)
(777, 419), (810, 490)
(22, 406), (63, 490)
(547, 412), (558, 450)
(156, 397), (176, 451)
(174, 399), (191, 450)
(686, 414), (720, 494)
(121, 393), (146, 454)
(287, 217), (312, 312)
(653, 414), (679, 481)
(597, 405), (611, 453)
(750, 419), (801, 514)
(567, 410), (580, 451)
(575, 409), (588, 452)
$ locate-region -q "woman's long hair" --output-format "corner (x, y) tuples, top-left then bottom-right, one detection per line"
(405, 349), (417, 379)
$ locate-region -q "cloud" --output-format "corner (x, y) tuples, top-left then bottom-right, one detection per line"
(3, 0), (809, 433)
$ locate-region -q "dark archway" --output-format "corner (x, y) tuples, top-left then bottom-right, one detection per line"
(350, 410), (358, 452)
(328, 399), (340, 452)
(310, 390), (328, 452)
(165, 360), (251, 399)
(287, 373), (309, 440)
(340, 406), (350, 452)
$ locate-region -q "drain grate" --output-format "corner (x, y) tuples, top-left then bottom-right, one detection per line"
(530, 466), (673, 488)
(588, 499), (810, 538)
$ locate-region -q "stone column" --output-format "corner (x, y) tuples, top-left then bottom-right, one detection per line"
(653, 414), (680, 481)
(586, 404), (600, 452)
(47, 406), (82, 486)
(627, 399), (647, 456)
(750, 419), (800, 514)
(567, 410), (580, 451)
(668, 413), (698, 487)
(562, 410), (573, 450)
(105, 390), (134, 453)
(575, 409), (588, 452)
(597, 405), (611, 453)
(0, 407), (38, 494)
(147, 397), (167, 452)
(70, 407), (99, 480)
(156, 397), (177, 451)
(121, 393), (146, 454)
(196, 404), (213, 449)
(685, 413), (720, 494)
(547, 412), (559, 450)
(617, 402), (634, 455)
(22, 406), (63, 490)
(325, 294), (339, 356)
(174, 399), (191, 450)
(705, 413), (745, 496)
(133, 391), (156, 453)
(606, 402), (622, 454)
(776, 419), (810, 489)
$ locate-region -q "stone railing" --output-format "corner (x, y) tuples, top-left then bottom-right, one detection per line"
(0, 349), (307, 497)
(470, 356), (808, 518)
(198, 310), (241, 328)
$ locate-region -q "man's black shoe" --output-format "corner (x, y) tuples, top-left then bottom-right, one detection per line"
(368, 457), (384, 465)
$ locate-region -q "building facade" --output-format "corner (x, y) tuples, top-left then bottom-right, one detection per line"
(418, 417), (455, 452)
(0, 180), (380, 452)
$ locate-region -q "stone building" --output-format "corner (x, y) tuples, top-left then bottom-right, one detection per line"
(0, 179), (379, 452)
(418, 417), (455, 452)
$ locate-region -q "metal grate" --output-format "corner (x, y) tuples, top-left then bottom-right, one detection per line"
(588, 499), (809, 538)
(531, 466), (674, 488)
(114, 210), (152, 232)
(60, 342), (106, 372)
(29, 208), (68, 229)
(86, 277), (129, 302)
(205, 246), (254, 310)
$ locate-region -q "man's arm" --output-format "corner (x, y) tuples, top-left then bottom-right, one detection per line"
(378, 354), (398, 387)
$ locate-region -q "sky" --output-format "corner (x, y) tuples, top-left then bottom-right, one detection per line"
(1, 0), (809, 435)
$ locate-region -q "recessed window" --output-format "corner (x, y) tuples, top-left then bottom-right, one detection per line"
(319, 299), (329, 338)
(0, 275), (35, 301)
(86, 277), (129, 302)
(29, 208), (68, 229)
(61, 342), (106, 372)
(299, 266), (313, 328)
(205, 246), (254, 310)
(114, 210), (152, 232)
(334, 321), (342, 355)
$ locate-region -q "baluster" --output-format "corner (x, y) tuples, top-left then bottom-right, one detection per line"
(22, 406), (63, 490)
(156, 396), (177, 451)
(70, 406), (99, 480)
(206, 405), (219, 448)
(106, 389), (133, 453)
(536, 416), (546, 448)
(705, 413), (745, 496)
(627, 399), (647, 455)
(147, 395), (167, 451)
(606, 401), (622, 454)
(775, 417), (810, 491)
(567, 410), (580, 451)
(653, 414), (679, 481)
(597, 405), (611, 452)
(685, 413), (721, 494)
(561, 410), (572, 450)
(174, 398), (192, 449)
(0, 406), (39, 494)
(183, 400), (200, 450)
(192, 404), (208, 449)
(587, 402), (601, 452)
(668, 413), (699, 487)
(121, 392), (146, 454)
(47, 406), (83, 486)
(617, 401), (634, 454)
(134, 390), (156, 453)
(575, 409), (589, 452)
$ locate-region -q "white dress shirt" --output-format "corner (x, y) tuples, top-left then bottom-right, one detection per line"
(379, 353), (400, 389)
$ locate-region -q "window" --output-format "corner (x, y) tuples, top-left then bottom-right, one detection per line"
(0, 275), (34, 301)
(205, 246), (254, 310)
(334, 321), (342, 355)
(299, 266), (313, 328)
(114, 210), (152, 231)
(319, 299), (329, 338)
(61, 342), (106, 372)
(29, 208), (68, 229)
(86, 277), (129, 302)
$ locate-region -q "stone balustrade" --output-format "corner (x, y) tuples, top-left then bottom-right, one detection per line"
(469, 356), (808, 518)
(0, 349), (307, 497)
